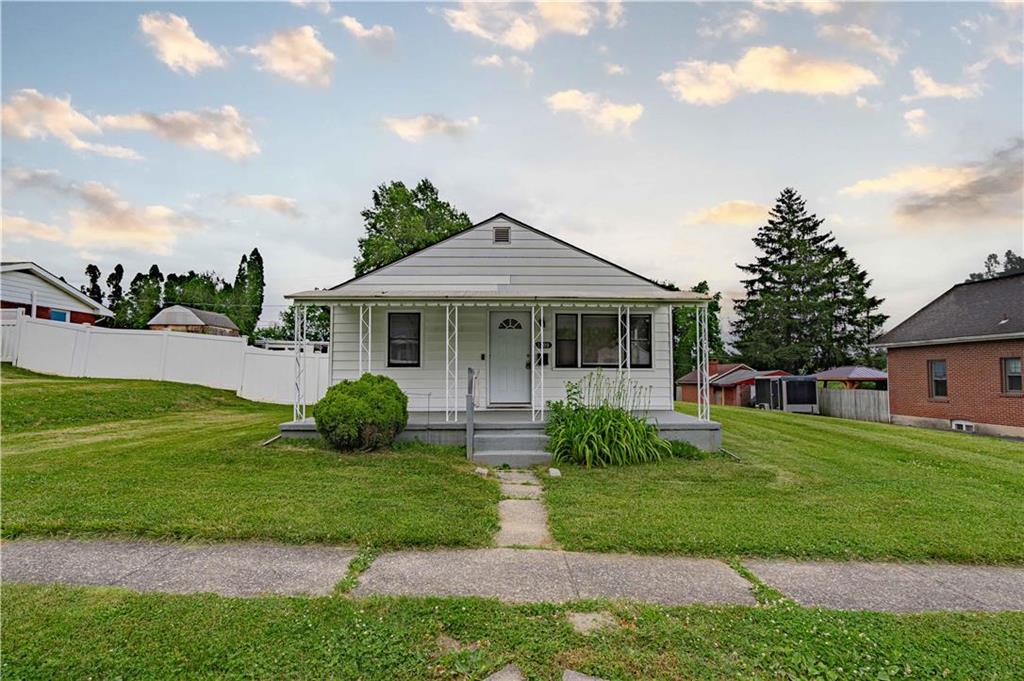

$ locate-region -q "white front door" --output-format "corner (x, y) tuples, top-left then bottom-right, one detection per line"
(489, 311), (531, 404)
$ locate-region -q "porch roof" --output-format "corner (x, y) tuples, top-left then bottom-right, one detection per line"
(285, 288), (709, 305)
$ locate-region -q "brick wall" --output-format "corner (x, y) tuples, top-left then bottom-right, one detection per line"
(887, 339), (1024, 428)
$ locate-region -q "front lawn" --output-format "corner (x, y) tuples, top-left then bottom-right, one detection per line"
(545, 403), (1024, 563)
(1, 365), (498, 548)
(4, 584), (1022, 680)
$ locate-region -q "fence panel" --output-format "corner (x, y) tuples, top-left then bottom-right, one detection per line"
(1, 309), (22, 362)
(817, 387), (890, 423)
(237, 345), (329, 405)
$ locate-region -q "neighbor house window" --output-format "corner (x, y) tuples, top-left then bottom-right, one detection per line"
(49, 309), (69, 322)
(928, 359), (947, 398)
(555, 314), (577, 367)
(1003, 357), (1022, 393)
(387, 313), (420, 367)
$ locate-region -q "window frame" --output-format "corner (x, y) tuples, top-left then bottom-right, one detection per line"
(553, 311), (654, 370)
(928, 359), (948, 399)
(48, 309), (69, 323)
(386, 312), (421, 368)
(554, 313), (578, 368)
(1002, 357), (1023, 394)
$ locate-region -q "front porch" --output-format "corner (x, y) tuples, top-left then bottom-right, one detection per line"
(280, 408), (721, 466)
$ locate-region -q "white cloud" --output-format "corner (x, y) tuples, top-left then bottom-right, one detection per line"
(230, 194), (303, 218)
(698, 9), (762, 40)
(903, 108), (929, 137)
(954, 5), (1023, 73)
(99, 105), (260, 160)
(383, 114), (480, 142)
(336, 15), (395, 48)
(546, 89), (643, 134)
(684, 200), (769, 225)
(855, 95), (879, 110)
(2, 214), (64, 242)
(473, 53), (533, 78)
(753, 1), (840, 16)
(840, 166), (979, 197)
(818, 24), (900, 64)
(1, 89), (140, 159)
(139, 12), (225, 75)
(441, 2), (617, 51)
(604, 62), (627, 76)
(290, 0), (332, 15)
(659, 46), (880, 106)
(901, 67), (983, 101)
(243, 26), (335, 87)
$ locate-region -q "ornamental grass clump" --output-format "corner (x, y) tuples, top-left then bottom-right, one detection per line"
(545, 370), (671, 468)
(313, 374), (408, 450)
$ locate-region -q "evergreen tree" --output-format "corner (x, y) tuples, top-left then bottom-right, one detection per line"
(104, 264), (128, 327)
(81, 264), (103, 304)
(732, 188), (886, 374)
(243, 248), (265, 336)
(354, 179), (472, 276)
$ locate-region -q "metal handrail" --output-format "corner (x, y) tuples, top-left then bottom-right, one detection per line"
(465, 367), (475, 459)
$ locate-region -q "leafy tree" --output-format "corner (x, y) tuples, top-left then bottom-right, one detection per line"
(661, 281), (727, 380)
(242, 248), (265, 336)
(354, 179), (472, 276)
(124, 265), (164, 329)
(164, 271), (227, 312)
(81, 264), (104, 305)
(968, 249), (1024, 281)
(104, 264), (130, 327)
(732, 188), (886, 374)
(252, 304), (330, 343)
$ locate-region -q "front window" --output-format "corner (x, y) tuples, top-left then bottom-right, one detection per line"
(555, 314), (577, 367)
(580, 315), (620, 367)
(929, 359), (947, 398)
(1003, 357), (1022, 393)
(49, 309), (69, 322)
(559, 313), (652, 369)
(387, 313), (420, 367)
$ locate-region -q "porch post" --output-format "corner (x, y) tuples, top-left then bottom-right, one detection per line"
(358, 304), (371, 375)
(617, 305), (631, 378)
(293, 303), (307, 422)
(445, 303), (458, 423)
(530, 304), (545, 422)
(695, 303), (710, 422)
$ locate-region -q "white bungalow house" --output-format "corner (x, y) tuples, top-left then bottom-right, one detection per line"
(282, 213), (717, 462)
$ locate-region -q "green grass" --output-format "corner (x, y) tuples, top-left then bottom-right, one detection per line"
(1, 365), (499, 548)
(545, 403), (1024, 563)
(4, 584), (1022, 680)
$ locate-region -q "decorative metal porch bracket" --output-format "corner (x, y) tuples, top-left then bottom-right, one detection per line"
(445, 304), (459, 423)
(293, 304), (307, 422)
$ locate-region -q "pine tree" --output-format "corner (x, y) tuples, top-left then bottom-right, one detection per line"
(733, 188), (886, 374)
(105, 264), (127, 327)
(244, 248), (265, 336)
(81, 264), (103, 304)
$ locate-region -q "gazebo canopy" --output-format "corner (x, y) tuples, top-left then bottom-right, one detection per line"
(814, 366), (888, 384)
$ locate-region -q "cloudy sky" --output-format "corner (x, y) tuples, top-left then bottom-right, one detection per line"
(2, 1), (1022, 334)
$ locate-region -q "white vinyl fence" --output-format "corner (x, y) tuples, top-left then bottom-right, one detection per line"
(1, 308), (23, 362)
(5, 315), (328, 405)
(817, 387), (890, 424)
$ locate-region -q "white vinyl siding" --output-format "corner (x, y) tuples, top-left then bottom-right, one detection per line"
(336, 217), (665, 296)
(0, 271), (97, 314)
(330, 304), (674, 411)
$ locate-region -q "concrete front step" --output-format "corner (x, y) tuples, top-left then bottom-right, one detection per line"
(472, 450), (550, 467)
(474, 431), (548, 452)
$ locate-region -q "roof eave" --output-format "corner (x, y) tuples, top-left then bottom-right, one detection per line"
(871, 331), (1024, 349)
(285, 289), (710, 304)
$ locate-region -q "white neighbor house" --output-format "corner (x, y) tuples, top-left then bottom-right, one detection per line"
(283, 213), (717, 460)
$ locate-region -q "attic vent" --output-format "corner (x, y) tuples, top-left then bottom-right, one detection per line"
(493, 225), (511, 244)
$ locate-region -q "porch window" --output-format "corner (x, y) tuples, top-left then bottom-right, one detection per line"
(387, 312), (420, 367)
(1003, 357), (1022, 393)
(555, 314), (577, 367)
(629, 315), (652, 368)
(928, 359), (947, 398)
(580, 315), (619, 367)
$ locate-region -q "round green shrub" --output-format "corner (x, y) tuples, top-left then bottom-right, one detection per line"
(313, 374), (408, 450)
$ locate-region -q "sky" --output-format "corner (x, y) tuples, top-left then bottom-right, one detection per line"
(2, 0), (1022, 337)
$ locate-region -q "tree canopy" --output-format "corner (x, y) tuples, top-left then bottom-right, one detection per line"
(353, 179), (472, 276)
(968, 249), (1024, 281)
(732, 188), (887, 374)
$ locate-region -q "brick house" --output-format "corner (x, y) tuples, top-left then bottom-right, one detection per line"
(1, 261), (113, 324)
(676, 361), (789, 406)
(872, 272), (1023, 438)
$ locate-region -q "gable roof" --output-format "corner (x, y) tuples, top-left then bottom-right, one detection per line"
(813, 366), (888, 381)
(288, 213), (708, 303)
(715, 369), (791, 386)
(148, 305), (239, 331)
(872, 272), (1024, 348)
(1, 261), (113, 316)
(676, 363), (750, 385)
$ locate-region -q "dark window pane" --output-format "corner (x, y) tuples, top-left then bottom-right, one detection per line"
(931, 360), (947, 380)
(555, 315), (578, 367)
(556, 314), (577, 340)
(629, 314), (652, 368)
(581, 315), (618, 367)
(933, 379), (948, 397)
(388, 313), (420, 366)
(1008, 375), (1023, 392)
(1004, 358), (1022, 392)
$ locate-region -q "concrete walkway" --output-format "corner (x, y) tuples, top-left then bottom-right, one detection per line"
(1, 539), (355, 597)
(3, 539), (1023, 612)
(494, 469), (554, 548)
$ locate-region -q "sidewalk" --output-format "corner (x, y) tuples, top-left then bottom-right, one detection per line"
(3, 538), (1023, 612)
